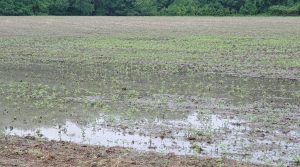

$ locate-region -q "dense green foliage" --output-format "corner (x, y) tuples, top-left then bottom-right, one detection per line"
(0, 0), (299, 16)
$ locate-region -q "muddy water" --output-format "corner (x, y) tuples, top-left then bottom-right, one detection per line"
(0, 67), (299, 166)
(4, 108), (299, 165)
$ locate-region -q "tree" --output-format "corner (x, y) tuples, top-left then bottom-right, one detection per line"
(0, 0), (33, 15)
(156, 0), (175, 11)
(268, 2), (300, 15)
(0, 0), (14, 15)
(30, 0), (50, 15)
(218, 0), (244, 14)
(1, 0), (300, 16)
(97, 0), (136, 16)
(68, 0), (94, 15)
(165, 0), (199, 15)
(93, 0), (105, 15)
(49, 0), (69, 15)
(134, 0), (157, 15)
(287, 0), (294, 6)
(240, 0), (258, 15)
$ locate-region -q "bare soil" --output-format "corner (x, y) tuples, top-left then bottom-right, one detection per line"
(0, 136), (260, 167)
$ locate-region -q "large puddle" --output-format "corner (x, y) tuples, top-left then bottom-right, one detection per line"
(1, 69), (299, 166)
(5, 110), (299, 165)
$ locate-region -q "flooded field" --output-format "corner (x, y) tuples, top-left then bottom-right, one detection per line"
(0, 17), (299, 166)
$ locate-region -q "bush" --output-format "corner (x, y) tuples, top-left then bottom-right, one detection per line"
(164, 0), (199, 16)
(268, 3), (300, 16)
(269, 5), (290, 15)
(134, 0), (157, 16)
(49, 0), (68, 15)
(288, 2), (300, 15)
(240, 0), (258, 15)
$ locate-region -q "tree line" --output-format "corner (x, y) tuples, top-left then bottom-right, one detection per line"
(0, 0), (299, 16)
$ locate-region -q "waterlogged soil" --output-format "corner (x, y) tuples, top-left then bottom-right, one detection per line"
(0, 17), (300, 167)
(1, 72), (299, 166)
(0, 137), (259, 167)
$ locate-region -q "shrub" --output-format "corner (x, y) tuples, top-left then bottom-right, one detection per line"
(268, 3), (300, 16)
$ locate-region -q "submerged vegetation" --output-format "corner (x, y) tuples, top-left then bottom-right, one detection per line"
(0, 17), (299, 166)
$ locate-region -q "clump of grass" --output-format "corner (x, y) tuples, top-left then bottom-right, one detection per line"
(294, 155), (300, 166)
(186, 127), (212, 142)
(190, 143), (203, 154)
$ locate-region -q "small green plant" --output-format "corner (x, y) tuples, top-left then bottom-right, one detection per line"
(219, 143), (228, 159)
(294, 155), (300, 166)
(186, 126), (212, 142)
(127, 90), (140, 98)
(190, 143), (203, 153)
